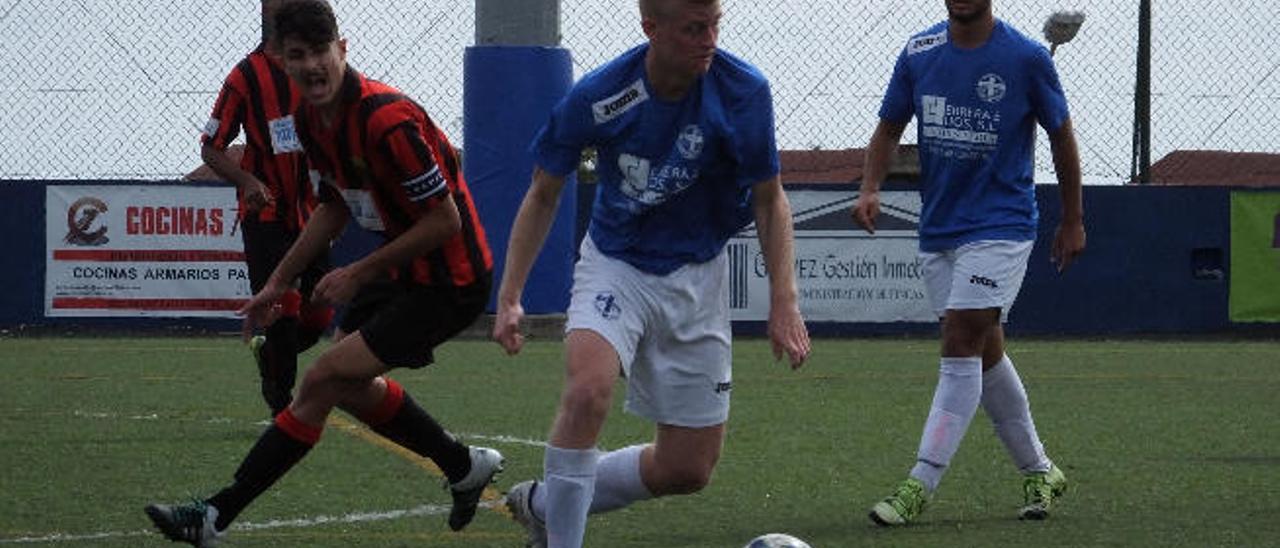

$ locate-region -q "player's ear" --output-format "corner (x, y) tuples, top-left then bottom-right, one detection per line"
(337, 38), (347, 62)
(264, 39), (283, 61)
(641, 18), (658, 40)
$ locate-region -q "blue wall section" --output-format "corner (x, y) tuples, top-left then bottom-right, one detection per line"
(463, 46), (576, 313)
(1014, 185), (1230, 335)
(0, 182), (46, 326)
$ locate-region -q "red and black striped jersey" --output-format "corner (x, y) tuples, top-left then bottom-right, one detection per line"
(202, 44), (315, 231)
(298, 67), (493, 288)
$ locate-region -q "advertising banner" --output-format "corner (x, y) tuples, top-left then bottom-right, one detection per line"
(1229, 191), (1280, 322)
(45, 185), (249, 317)
(729, 189), (933, 323)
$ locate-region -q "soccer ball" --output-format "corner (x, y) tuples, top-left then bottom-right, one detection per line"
(744, 533), (812, 548)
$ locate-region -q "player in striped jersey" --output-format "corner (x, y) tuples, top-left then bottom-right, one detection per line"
(200, 0), (332, 417)
(145, 2), (502, 545)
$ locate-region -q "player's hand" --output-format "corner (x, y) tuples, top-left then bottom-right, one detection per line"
(238, 279), (287, 330)
(241, 178), (274, 213)
(492, 300), (526, 355)
(851, 191), (880, 234)
(1051, 219), (1086, 273)
(768, 303), (810, 370)
(312, 266), (363, 307)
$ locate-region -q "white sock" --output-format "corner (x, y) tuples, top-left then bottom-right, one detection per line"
(532, 444), (654, 518)
(982, 355), (1051, 473)
(543, 445), (600, 548)
(588, 444), (653, 513)
(910, 356), (982, 492)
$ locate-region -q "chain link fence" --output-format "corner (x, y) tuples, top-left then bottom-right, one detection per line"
(0, 0), (1274, 183)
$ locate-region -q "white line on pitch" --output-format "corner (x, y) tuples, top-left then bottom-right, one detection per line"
(0, 502), (494, 544)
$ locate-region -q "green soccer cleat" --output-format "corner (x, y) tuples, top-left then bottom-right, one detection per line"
(869, 477), (928, 526)
(1019, 464), (1068, 520)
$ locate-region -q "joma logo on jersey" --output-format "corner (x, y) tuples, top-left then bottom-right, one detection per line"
(908, 31), (947, 55)
(969, 275), (999, 288)
(603, 89), (638, 115)
(592, 79), (649, 124)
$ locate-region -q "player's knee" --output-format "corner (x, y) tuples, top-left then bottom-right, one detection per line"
(655, 463), (714, 495)
(560, 378), (613, 418)
(298, 356), (356, 393)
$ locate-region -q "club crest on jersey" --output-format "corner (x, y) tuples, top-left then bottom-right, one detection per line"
(976, 73), (1006, 103)
(676, 124), (704, 160)
(594, 292), (622, 320)
(592, 79), (648, 124)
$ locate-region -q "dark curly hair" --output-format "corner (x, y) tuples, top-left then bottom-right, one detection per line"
(273, 0), (338, 47)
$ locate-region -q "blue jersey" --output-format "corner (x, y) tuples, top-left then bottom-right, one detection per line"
(532, 44), (780, 275)
(880, 20), (1070, 252)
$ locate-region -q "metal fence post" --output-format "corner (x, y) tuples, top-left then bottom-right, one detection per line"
(1131, 0), (1152, 185)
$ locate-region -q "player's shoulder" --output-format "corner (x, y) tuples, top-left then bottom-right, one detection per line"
(707, 47), (769, 91)
(352, 73), (438, 142)
(573, 44), (648, 100)
(223, 48), (265, 87)
(902, 21), (950, 57)
(993, 19), (1051, 58)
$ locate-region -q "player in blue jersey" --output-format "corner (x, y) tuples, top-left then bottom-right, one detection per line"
(492, 1), (810, 546)
(852, 0), (1084, 526)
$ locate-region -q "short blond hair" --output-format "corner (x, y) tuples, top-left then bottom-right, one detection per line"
(639, 0), (719, 20)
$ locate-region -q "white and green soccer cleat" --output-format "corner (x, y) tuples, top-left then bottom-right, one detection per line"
(1019, 464), (1069, 520)
(869, 477), (928, 526)
(144, 500), (224, 547)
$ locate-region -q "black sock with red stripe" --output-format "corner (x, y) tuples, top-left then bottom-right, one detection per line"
(208, 409), (320, 531)
(261, 317), (298, 415)
(359, 379), (471, 484)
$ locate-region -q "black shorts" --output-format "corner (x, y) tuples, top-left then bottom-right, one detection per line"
(340, 274), (491, 369)
(241, 217), (329, 297)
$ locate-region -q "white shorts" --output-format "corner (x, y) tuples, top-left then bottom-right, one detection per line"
(921, 239), (1034, 322)
(565, 237), (732, 428)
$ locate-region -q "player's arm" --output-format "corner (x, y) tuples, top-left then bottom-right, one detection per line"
(239, 201), (348, 322)
(1047, 117), (1085, 272)
(492, 166), (567, 355)
(201, 144), (272, 212)
(201, 77), (273, 211)
(851, 119), (908, 234)
(320, 193), (461, 305)
(752, 175), (810, 369)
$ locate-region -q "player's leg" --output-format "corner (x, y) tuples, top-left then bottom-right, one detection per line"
(910, 306), (998, 489)
(970, 242), (1068, 519)
(871, 246), (996, 526)
(515, 237), (646, 548)
(596, 238), (733, 503)
(537, 329), (620, 548)
(145, 332), (389, 543)
(335, 279), (503, 531)
(241, 217), (301, 415)
(981, 326), (1050, 473)
(294, 247), (333, 353)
